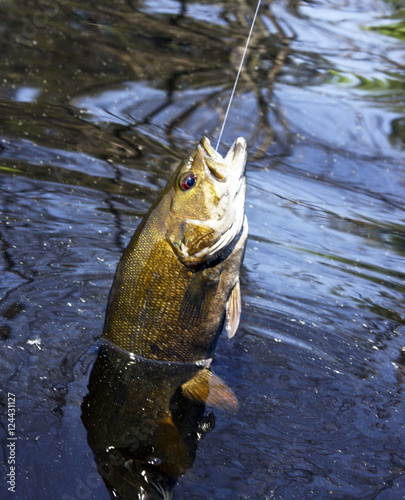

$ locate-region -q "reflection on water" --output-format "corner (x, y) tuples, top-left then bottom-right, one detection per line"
(0, 0), (404, 498)
(82, 343), (214, 499)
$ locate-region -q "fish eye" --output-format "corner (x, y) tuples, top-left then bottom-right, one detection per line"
(179, 172), (197, 191)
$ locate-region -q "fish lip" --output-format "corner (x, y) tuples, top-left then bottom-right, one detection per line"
(200, 136), (222, 160)
(224, 137), (247, 200)
(224, 137), (247, 168)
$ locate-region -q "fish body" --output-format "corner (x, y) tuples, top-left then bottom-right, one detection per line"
(83, 137), (248, 498)
(103, 136), (248, 363)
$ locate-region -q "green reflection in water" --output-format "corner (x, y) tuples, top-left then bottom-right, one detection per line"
(327, 70), (405, 93)
(366, 21), (405, 41)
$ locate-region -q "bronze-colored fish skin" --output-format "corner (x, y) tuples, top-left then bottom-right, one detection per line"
(103, 136), (247, 362)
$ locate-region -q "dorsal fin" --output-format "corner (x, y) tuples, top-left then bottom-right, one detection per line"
(225, 280), (241, 339)
(181, 369), (238, 411)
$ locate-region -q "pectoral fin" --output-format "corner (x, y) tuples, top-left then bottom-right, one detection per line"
(225, 280), (241, 339)
(179, 268), (220, 326)
(181, 368), (238, 411)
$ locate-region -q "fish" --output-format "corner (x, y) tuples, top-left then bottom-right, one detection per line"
(83, 137), (248, 498)
(103, 135), (248, 369)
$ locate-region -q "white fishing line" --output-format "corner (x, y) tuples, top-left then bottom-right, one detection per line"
(215, 0), (263, 151)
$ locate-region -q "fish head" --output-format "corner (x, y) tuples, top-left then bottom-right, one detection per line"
(165, 136), (247, 267)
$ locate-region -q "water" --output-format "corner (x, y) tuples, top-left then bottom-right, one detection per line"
(0, 0), (404, 498)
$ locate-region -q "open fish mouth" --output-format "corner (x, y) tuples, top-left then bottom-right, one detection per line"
(199, 136), (247, 185)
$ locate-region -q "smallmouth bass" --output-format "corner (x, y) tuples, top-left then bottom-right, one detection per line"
(103, 136), (248, 365)
(83, 137), (248, 497)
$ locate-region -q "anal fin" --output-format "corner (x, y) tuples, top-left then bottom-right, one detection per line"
(181, 369), (238, 411)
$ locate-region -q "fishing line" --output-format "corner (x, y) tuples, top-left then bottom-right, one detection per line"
(215, 0), (263, 151)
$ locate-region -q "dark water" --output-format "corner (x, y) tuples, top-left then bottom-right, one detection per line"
(1, 0), (404, 498)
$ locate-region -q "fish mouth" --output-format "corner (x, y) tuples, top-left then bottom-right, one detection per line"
(200, 136), (247, 183)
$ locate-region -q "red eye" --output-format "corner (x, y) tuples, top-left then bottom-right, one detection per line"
(179, 172), (197, 191)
